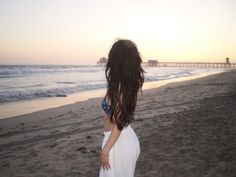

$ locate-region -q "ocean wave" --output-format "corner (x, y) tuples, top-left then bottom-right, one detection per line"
(0, 65), (224, 103)
(0, 65), (102, 77)
(57, 81), (75, 84)
(0, 83), (106, 103)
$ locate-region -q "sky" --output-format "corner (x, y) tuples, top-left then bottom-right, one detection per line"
(0, 0), (236, 65)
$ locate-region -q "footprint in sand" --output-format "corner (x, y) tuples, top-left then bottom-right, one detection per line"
(34, 173), (50, 177)
(50, 130), (60, 134)
(49, 143), (57, 148)
(77, 146), (86, 151)
(76, 146), (88, 154)
(90, 149), (99, 154)
(18, 163), (27, 167)
(32, 125), (40, 128)
(65, 171), (82, 177)
(1, 161), (10, 168)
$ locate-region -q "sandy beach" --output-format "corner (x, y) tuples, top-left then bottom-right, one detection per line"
(0, 70), (236, 177)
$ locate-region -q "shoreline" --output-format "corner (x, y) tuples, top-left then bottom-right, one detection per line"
(0, 70), (235, 177)
(0, 70), (225, 119)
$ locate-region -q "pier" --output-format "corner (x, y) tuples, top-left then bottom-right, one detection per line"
(143, 62), (236, 68)
(96, 57), (236, 68)
(143, 58), (236, 68)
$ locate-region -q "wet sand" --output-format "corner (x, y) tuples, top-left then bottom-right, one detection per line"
(0, 70), (236, 177)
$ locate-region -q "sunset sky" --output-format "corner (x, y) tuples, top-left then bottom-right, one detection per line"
(0, 0), (236, 65)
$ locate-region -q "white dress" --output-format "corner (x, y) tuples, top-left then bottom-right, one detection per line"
(99, 125), (140, 177)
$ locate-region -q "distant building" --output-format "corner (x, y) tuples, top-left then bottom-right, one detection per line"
(226, 57), (230, 64)
(147, 59), (158, 66)
(97, 57), (108, 65)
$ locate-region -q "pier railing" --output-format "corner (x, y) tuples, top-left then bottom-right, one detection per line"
(142, 62), (236, 68)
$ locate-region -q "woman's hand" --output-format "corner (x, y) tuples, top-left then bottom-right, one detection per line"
(99, 150), (110, 170)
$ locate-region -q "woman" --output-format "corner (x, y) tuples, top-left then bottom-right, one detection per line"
(99, 39), (145, 177)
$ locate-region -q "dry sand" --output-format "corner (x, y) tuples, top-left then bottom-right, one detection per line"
(0, 70), (236, 177)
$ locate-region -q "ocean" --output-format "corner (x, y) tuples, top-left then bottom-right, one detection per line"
(0, 65), (225, 104)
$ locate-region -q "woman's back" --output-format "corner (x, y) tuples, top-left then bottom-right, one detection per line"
(99, 39), (144, 177)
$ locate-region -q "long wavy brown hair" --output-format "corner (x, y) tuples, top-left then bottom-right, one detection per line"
(105, 39), (145, 130)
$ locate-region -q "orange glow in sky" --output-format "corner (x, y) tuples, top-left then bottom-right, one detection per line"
(0, 0), (236, 65)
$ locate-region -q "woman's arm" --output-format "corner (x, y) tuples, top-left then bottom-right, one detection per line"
(102, 96), (122, 154)
(100, 93), (122, 169)
(102, 122), (121, 154)
(100, 121), (121, 169)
